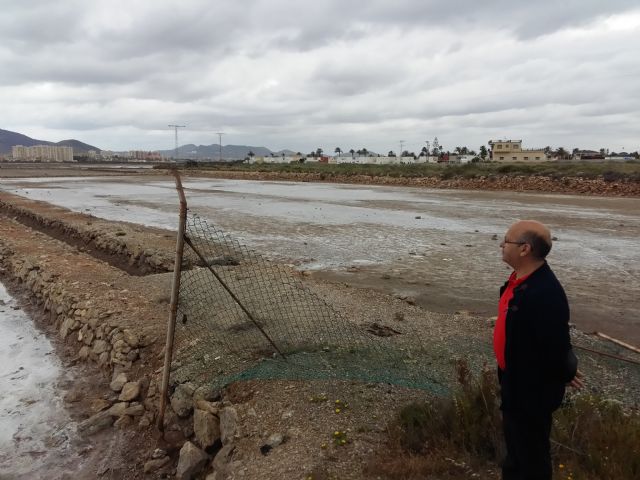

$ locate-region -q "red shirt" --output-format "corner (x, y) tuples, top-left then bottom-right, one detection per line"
(494, 271), (530, 370)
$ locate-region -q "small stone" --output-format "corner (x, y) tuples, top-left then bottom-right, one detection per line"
(90, 398), (112, 413)
(107, 402), (130, 417)
(219, 407), (238, 445)
(78, 411), (114, 435)
(212, 444), (235, 477)
(144, 456), (170, 473)
(151, 448), (167, 459)
(118, 381), (140, 401)
(92, 340), (109, 355)
(171, 383), (195, 418)
(266, 433), (284, 448)
(114, 415), (133, 429)
(110, 372), (128, 392)
(124, 404), (145, 416)
(195, 400), (220, 416)
(123, 329), (139, 348)
(176, 441), (208, 480)
(193, 409), (221, 449)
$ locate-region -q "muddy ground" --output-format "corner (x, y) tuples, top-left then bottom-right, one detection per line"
(0, 164), (639, 479)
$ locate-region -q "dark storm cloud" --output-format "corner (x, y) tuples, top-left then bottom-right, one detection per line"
(1, 0), (639, 151)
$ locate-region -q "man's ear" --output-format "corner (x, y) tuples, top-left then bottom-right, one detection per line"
(520, 243), (532, 257)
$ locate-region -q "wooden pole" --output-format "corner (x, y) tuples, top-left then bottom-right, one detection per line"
(157, 170), (188, 431)
(594, 332), (640, 355)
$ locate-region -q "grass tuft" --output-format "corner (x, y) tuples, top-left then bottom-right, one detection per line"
(367, 361), (640, 479)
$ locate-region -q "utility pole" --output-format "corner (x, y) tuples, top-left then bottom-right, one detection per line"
(215, 132), (225, 161)
(399, 140), (405, 157)
(168, 125), (185, 161)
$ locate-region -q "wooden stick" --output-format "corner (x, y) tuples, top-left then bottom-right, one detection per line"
(574, 345), (640, 366)
(594, 332), (640, 355)
(157, 170), (188, 431)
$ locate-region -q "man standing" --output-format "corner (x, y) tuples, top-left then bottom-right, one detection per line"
(494, 220), (582, 480)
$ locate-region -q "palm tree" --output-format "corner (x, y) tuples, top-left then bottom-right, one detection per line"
(349, 148), (355, 158)
(334, 147), (342, 157)
(556, 147), (568, 160)
(316, 148), (323, 157)
(388, 150), (396, 157)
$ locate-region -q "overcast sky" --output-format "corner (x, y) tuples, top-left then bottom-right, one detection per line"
(2, 1), (639, 153)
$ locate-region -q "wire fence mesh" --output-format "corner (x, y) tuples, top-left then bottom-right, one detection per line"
(168, 213), (492, 394)
(164, 201), (640, 410)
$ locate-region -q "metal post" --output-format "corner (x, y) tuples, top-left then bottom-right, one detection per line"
(157, 169), (188, 431)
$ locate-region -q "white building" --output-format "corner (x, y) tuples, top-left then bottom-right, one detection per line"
(11, 145), (74, 162)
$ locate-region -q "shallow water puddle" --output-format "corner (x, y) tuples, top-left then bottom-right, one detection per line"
(0, 282), (77, 478)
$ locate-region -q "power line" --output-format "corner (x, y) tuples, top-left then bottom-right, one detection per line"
(168, 125), (186, 160)
(215, 132), (225, 161)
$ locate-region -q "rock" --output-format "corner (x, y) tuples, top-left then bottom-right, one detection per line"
(194, 409), (221, 449)
(123, 329), (139, 348)
(90, 398), (112, 413)
(78, 411), (114, 435)
(151, 448), (167, 459)
(193, 384), (221, 403)
(107, 402), (130, 417)
(219, 407), (238, 445)
(114, 415), (133, 429)
(163, 429), (186, 448)
(124, 404), (145, 416)
(144, 456), (170, 473)
(266, 432), (284, 448)
(110, 372), (128, 392)
(195, 400), (220, 416)
(98, 352), (110, 366)
(211, 444), (235, 477)
(118, 381), (140, 401)
(78, 346), (90, 360)
(92, 340), (109, 355)
(171, 384), (195, 418)
(64, 390), (81, 403)
(59, 317), (75, 339)
(176, 441), (209, 480)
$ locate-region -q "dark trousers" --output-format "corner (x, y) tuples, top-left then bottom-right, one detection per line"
(501, 410), (553, 480)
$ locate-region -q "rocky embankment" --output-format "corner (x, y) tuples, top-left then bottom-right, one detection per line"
(184, 170), (640, 197)
(0, 198), (246, 479)
(0, 191), (175, 274)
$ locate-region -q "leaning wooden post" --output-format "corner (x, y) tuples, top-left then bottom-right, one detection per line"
(157, 169), (188, 431)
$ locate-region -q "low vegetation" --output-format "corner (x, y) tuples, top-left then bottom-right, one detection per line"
(158, 160), (640, 181)
(367, 361), (640, 479)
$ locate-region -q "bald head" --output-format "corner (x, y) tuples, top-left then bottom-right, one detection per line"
(508, 220), (552, 259)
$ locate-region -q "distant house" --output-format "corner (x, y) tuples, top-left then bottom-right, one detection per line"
(572, 150), (605, 161)
(488, 140), (548, 162)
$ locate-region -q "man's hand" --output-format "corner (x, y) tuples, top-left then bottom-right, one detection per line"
(568, 370), (584, 389)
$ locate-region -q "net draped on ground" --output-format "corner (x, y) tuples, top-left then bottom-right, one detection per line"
(168, 213), (640, 399)
(168, 213), (493, 394)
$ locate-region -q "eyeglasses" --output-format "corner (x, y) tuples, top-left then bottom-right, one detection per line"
(502, 239), (526, 245)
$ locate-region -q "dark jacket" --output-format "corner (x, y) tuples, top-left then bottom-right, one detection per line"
(498, 262), (576, 414)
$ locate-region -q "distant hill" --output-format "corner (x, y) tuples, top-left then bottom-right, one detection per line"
(156, 144), (291, 160)
(0, 128), (101, 154)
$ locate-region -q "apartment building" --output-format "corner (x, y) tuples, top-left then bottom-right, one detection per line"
(488, 140), (548, 162)
(11, 145), (74, 162)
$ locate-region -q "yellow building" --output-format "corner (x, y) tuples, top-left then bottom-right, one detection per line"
(488, 140), (548, 162)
